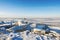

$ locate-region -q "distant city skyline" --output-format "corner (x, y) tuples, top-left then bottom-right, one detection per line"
(0, 0), (60, 18)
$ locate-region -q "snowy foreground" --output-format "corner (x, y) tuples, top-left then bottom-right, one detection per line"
(20, 31), (60, 40)
(0, 30), (60, 40)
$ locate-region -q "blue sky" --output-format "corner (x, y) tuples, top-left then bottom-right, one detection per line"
(0, 0), (60, 18)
